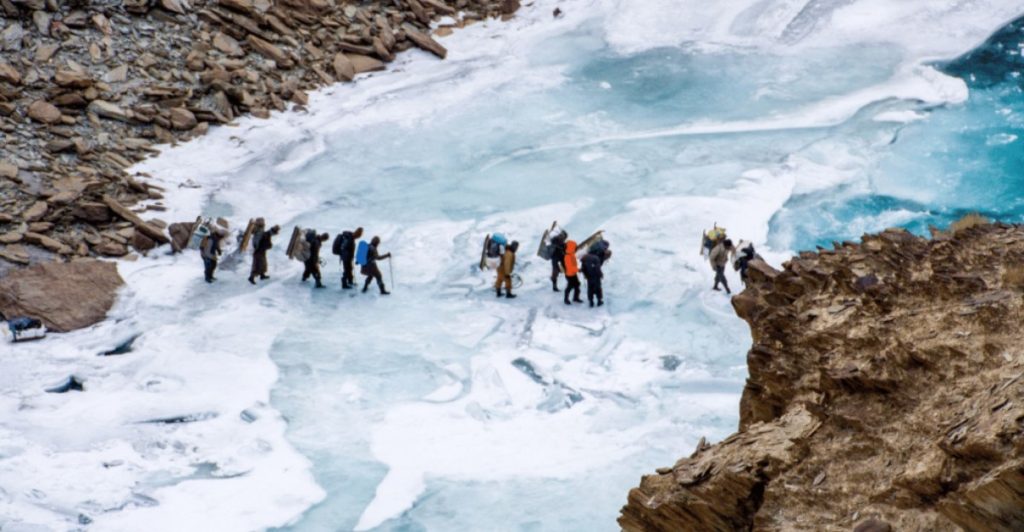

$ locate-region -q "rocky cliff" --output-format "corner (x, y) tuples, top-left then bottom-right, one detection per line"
(620, 222), (1024, 531)
(0, 0), (518, 272)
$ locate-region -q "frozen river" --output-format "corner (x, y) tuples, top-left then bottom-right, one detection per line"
(3, 0), (1024, 530)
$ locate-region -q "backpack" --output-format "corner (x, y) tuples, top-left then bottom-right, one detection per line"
(581, 253), (601, 278)
(332, 234), (344, 256)
(590, 239), (609, 256)
(355, 240), (370, 265)
(296, 238), (311, 262)
(491, 233), (508, 246)
(487, 240), (503, 259)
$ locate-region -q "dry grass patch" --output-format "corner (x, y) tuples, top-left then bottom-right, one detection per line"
(1004, 265), (1024, 291)
(949, 213), (990, 235)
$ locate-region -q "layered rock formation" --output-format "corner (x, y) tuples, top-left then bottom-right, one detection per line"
(0, 258), (123, 331)
(0, 0), (519, 269)
(620, 222), (1024, 531)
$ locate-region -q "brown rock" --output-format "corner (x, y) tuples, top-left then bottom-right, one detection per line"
(212, 32), (244, 57)
(132, 231), (156, 253)
(332, 52), (356, 81)
(167, 220), (195, 252)
(219, 0), (254, 15)
(0, 161), (18, 179)
(169, 107), (197, 130)
(27, 100), (62, 124)
(348, 54), (385, 74)
(403, 24), (447, 59)
(246, 35), (294, 68)
(0, 259), (124, 331)
(0, 61), (21, 85)
(0, 245), (30, 265)
(35, 44), (59, 63)
(95, 240), (128, 256)
(23, 231), (70, 254)
(103, 65), (128, 83)
(0, 232), (23, 244)
(161, 0), (188, 15)
(87, 100), (130, 122)
(21, 201), (48, 222)
(102, 195), (170, 245)
(54, 69), (92, 88)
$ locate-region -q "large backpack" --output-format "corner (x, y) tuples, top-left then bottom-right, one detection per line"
(296, 238), (312, 262)
(581, 253), (601, 278)
(355, 240), (370, 265)
(332, 234), (344, 256)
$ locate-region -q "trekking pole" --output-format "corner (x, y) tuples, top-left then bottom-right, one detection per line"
(388, 256), (395, 290)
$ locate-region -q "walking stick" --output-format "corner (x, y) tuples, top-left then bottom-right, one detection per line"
(387, 256), (395, 290)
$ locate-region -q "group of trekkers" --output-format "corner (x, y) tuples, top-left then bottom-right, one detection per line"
(199, 217), (756, 302)
(485, 223), (611, 307)
(701, 225), (759, 295)
(201, 219), (393, 295)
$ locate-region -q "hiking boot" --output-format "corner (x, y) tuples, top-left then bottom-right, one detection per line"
(712, 286), (721, 292)
(362, 286), (369, 293)
(551, 280), (559, 292)
(248, 276), (256, 285)
(315, 283), (326, 289)
(380, 290), (391, 295)
(598, 300), (604, 307)
(564, 299), (571, 305)
(506, 292), (517, 299)
(573, 297), (583, 304)
(496, 288), (503, 297)
(260, 275), (269, 280)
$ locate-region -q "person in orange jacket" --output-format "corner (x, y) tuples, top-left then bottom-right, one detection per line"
(563, 240), (583, 305)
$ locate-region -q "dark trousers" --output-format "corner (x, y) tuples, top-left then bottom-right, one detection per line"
(342, 258), (354, 288)
(363, 269), (386, 293)
(586, 275), (603, 304)
(250, 251), (268, 279)
(203, 258), (218, 282)
(564, 274), (581, 303)
(713, 265), (730, 293)
(303, 259), (322, 285)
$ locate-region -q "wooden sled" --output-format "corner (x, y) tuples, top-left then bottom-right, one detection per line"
(577, 230), (604, 255)
(238, 218), (257, 253)
(285, 226), (303, 260)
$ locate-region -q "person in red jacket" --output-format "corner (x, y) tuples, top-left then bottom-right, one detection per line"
(563, 240), (583, 305)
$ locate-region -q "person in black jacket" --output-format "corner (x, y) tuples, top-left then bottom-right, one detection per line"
(581, 249), (604, 307)
(302, 230), (329, 288)
(361, 236), (392, 295)
(334, 227), (363, 289)
(249, 225), (280, 285)
(201, 229), (224, 283)
(549, 230), (567, 292)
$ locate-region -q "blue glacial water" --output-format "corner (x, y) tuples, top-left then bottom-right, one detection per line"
(771, 15), (1024, 250)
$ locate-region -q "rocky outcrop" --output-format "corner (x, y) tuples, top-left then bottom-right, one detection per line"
(0, 0), (520, 270)
(620, 222), (1024, 531)
(0, 258), (123, 332)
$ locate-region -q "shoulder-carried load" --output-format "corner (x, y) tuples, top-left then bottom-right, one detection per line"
(480, 233), (509, 270)
(537, 221), (567, 261)
(701, 224), (727, 257)
(355, 240), (370, 265)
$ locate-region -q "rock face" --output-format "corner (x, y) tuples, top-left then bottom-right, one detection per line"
(619, 223), (1024, 531)
(0, 0), (522, 273)
(0, 259), (124, 332)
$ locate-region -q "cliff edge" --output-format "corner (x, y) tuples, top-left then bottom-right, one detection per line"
(620, 221), (1024, 531)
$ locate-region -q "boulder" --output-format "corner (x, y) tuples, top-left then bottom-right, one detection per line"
(0, 61), (21, 85)
(332, 53), (355, 81)
(168, 220), (195, 252)
(88, 100), (130, 122)
(54, 69), (92, 88)
(403, 24), (447, 59)
(246, 35), (293, 68)
(27, 100), (62, 124)
(212, 32), (244, 57)
(72, 202), (111, 223)
(0, 259), (124, 332)
(169, 107), (197, 130)
(21, 200), (48, 222)
(347, 54), (385, 74)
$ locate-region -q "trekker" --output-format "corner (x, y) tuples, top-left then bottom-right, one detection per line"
(581, 248), (604, 307)
(563, 240), (583, 305)
(302, 230), (329, 288)
(549, 230), (567, 291)
(495, 240), (519, 299)
(710, 238), (735, 294)
(333, 227), (363, 289)
(734, 241), (758, 286)
(361, 236), (392, 295)
(201, 229), (224, 283)
(249, 224), (279, 284)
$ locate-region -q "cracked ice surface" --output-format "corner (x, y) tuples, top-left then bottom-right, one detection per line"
(4, 0), (1024, 530)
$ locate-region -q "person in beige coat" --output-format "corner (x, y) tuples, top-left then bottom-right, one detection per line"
(710, 238), (735, 294)
(495, 240), (519, 299)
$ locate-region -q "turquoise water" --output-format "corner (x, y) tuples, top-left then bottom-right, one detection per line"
(771, 15), (1024, 250)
